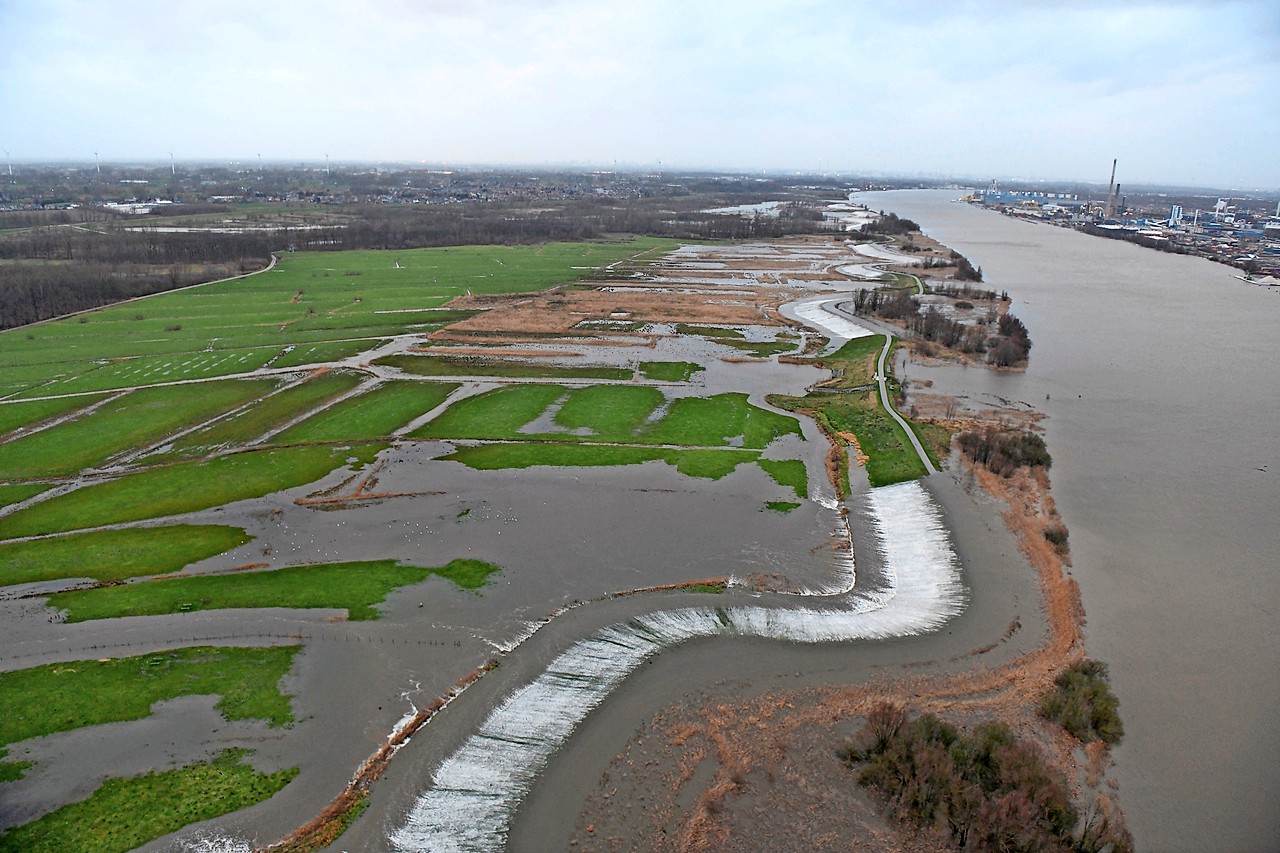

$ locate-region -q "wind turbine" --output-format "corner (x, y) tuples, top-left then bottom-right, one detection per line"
(95, 151), (100, 174)
(325, 153), (330, 175)
(2, 149), (11, 178)
(169, 151), (175, 175)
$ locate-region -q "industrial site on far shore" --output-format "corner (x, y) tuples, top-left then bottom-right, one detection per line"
(967, 158), (1280, 281)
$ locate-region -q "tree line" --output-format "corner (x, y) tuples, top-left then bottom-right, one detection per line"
(850, 287), (1031, 367)
(0, 193), (835, 329)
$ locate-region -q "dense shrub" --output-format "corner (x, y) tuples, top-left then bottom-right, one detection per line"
(990, 313), (1032, 366)
(1039, 660), (1124, 746)
(957, 428), (1051, 477)
(1043, 522), (1070, 555)
(863, 211), (920, 235)
(841, 703), (1128, 852)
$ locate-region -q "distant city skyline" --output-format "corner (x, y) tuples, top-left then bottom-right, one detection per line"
(2, 0), (1277, 190)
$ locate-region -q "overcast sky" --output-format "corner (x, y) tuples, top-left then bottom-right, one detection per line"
(2, 0), (1276, 189)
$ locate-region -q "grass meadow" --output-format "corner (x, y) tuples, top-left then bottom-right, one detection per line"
(0, 525), (251, 586)
(0, 749), (297, 853)
(46, 558), (500, 622)
(272, 380), (458, 442)
(0, 646), (301, 748)
(0, 444), (382, 538)
(0, 239), (673, 399)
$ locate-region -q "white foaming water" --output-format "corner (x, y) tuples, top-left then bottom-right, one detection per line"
(390, 480), (963, 852)
(788, 299), (876, 341)
(179, 834), (252, 853)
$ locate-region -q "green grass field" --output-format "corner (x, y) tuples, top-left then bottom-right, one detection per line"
(414, 385), (801, 450)
(0, 749), (296, 853)
(639, 361), (703, 382)
(411, 384), (566, 440)
(639, 393), (801, 448)
(0, 239), (674, 399)
(776, 392), (927, 486)
(0, 394), (107, 439)
(675, 324), (744, 339)
(271, 337), (386, 368)
(273, 380), (458, 442)
(46, 558), (499, 622)
(815, 335), (885, 388)
(0, 379), (278, 479)
(553, 385), (664, 439)
(375, 353), (632, 381)
(758, 458), (809, 500)
(154, 370), (363, 458)
(442, 443), (761, 480)
(0, 646), (301, 748)
(0, 483), (47, 510)
(0, 444), (381, 538)
(0, 525), (251, 587)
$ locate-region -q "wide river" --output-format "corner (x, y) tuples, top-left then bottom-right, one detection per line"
(858, 190), (1280, 852)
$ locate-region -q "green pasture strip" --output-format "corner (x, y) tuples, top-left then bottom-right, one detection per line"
(814, 335), (886, 388)
(758, 458), (809, 500)
(444, 443), (668, 470)
(675, 324), (744, 339)
(553, 385), (665, 439)
(0, 525), (251, 587)
(271, 338), (386, 368)
(0, 749), (297, 853)
(411, 384), (565, 440)
(46, 558), (499, 623)
(0, 394), (107, 440)
(639, 361), (703, 382)
(722, 338), (799, 358)
(0, 379), (277, 479)
(669, 449), (760, 479)
(276, 380), (458, 442)
(764, 500), (802, 513)
(158, 371), (363, 458)
(0, 646), (300, 748)
(906, 418), (950, 469)
(443, 443), (758, 480)
(0, 444), (378, 539)
(774, 392), (926, 487)
(375, 353), (631, 381)
(640, 393), (802, 449)
(417, 386), (801, 450)
(11, 347), (286, 398)
(0, 757), (30, 782)
(0, 483), (48, 510)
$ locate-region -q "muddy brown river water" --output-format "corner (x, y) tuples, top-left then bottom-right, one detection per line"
(861, 190), (1280, 852)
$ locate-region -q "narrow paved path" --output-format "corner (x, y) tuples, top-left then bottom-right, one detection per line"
(875, 335), (937, 475)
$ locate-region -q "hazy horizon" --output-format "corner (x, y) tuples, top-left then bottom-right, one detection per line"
(3, 0), (1277, 191)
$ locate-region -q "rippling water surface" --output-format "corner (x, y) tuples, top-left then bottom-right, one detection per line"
(858, 190), (1280, 852)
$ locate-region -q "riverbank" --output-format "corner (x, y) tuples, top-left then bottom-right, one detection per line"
(859, 189), (1280, 852)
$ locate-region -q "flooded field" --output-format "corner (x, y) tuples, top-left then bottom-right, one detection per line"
(2, 206), (1216, 850)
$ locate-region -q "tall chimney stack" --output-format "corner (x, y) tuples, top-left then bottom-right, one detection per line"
(1104, 158), (1117, 218)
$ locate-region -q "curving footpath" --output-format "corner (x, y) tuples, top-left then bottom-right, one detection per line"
(873, 334), (937, 475)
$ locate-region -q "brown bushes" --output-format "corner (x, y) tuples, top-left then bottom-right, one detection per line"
(843, 702), (1131, 853)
